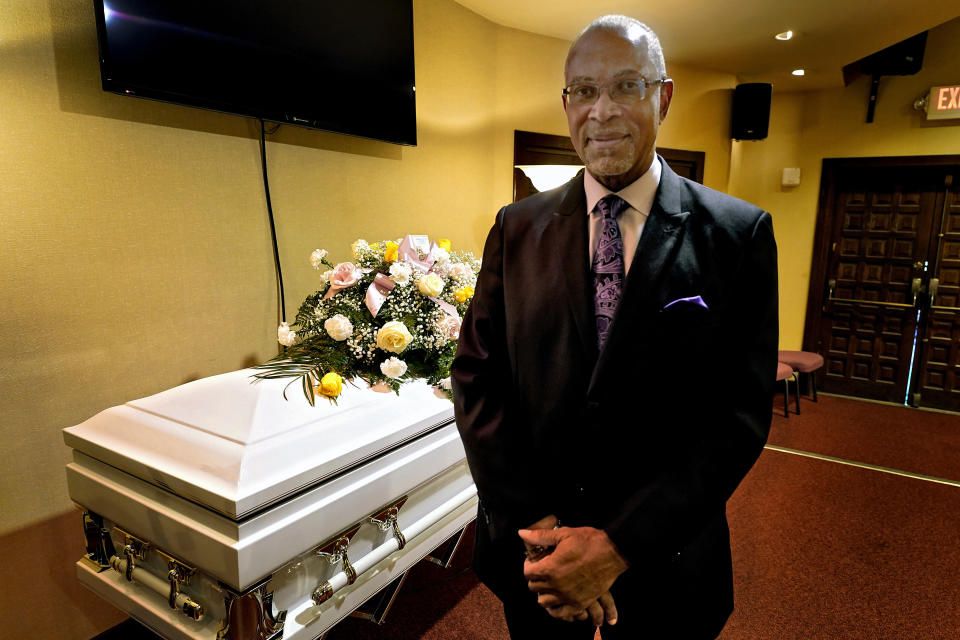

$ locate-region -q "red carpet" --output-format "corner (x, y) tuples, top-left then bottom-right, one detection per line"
(767, 394), (960, 482)
(722, 447), (960, 639)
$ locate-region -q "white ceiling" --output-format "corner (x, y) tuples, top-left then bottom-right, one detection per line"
(453, 0), (960, 89)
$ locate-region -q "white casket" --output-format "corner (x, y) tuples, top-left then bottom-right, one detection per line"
(63, 369), (478, 640)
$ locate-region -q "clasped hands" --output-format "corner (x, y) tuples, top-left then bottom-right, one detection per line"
(519, 514), (628, 626)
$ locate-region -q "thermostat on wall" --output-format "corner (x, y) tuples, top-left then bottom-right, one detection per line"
(781, 167), (801, 187)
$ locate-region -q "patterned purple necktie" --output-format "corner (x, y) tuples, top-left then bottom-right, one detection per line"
(593, 194), (630, 350)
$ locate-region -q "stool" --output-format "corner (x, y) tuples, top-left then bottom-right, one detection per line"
(778, 350), (825, 401)
(776, 361), (798, 417)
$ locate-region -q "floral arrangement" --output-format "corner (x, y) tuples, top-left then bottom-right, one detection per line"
(254, 235), (479, 405)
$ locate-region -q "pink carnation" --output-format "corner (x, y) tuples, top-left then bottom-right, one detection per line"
(330, 262), (360, 288)
(437, 315), (461, 340)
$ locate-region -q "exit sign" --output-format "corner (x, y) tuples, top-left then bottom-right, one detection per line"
(926, 84), (960, 120)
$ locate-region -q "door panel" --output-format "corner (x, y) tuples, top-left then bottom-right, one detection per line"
(916, 179), (960, 411)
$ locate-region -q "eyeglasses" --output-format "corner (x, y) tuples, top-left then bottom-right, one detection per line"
(562, 77), (669, 106)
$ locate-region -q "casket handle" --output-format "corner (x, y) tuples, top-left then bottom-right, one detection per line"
(317, 536), (357, 585)
(114, 527), (149, 582)
(310, 486), (477, 608)
(370, 506), (406, 550)
(156, 549), (201, 619)
(107, 527), (205, 622)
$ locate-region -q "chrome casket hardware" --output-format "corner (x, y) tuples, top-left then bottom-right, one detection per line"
(310, 487), (475, 608)
(369, 496), (409, 550)
(324, 537), (358, 585)
(216, 578), (286, 640)
(312, 523), (362, 605)
(155, 548), (202, 619)
(116, 527), (149, 582)
(107, 526), (204, 621)
(312, 498), (410, 606)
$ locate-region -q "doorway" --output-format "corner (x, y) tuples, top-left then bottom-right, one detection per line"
(803, 156), (960, 412)
(512, 130), (705, 202)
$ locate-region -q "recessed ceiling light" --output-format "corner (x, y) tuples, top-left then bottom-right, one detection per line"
(792, 69), (805, 76)
(775, 30), (794, 41)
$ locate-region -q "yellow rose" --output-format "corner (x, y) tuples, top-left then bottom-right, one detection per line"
(417, 273), (445, 297)
(315, 372), (343, 398)
(376, 320), (414, 353)
(384, 241), (399, 263)
(437, 238), (452, 252)
(454, 286), (475, 303)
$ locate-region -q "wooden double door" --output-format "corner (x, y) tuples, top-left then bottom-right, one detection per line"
(804, 156), (960, 412)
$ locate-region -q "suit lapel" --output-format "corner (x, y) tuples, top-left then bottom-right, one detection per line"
(588, 159), (690, 393)
(545, 171), (598, 365)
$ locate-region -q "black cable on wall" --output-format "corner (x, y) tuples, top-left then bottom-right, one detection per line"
(258, 119), (286, 329)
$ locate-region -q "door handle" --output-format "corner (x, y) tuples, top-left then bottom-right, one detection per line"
(826, 278), (920, 309)
(924, 278), (960, 311)
(926, 277), (960, 311)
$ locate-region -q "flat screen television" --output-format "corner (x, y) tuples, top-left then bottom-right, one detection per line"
(93, 1), (417, 145)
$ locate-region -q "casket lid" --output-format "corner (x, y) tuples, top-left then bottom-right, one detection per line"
(63, 369), (455, 519)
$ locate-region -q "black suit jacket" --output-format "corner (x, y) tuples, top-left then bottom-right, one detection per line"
(452, 158), (778, 630)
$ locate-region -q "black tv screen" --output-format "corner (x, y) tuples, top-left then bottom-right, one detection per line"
(94, 1), (417, 145)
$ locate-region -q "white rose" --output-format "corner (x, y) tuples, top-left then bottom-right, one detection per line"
(320, 269), (334, 284)
(389, 262), (413, 284)
(439, 377), (452, 390)
(380, 356), (408, 379)
(351, 238), (369, 257)
(323, 314), (353, 341)
(310, 249), (328, 270)
(417, 273), (445, 297)
(277, 322), (297, 346)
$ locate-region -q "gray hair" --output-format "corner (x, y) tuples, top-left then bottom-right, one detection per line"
(572, 15), (667, 78)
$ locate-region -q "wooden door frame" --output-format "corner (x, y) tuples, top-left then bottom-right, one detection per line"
(802, 154), (960, 354)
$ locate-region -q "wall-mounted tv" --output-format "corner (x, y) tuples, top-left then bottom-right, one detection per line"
(93, 1), (417, 145)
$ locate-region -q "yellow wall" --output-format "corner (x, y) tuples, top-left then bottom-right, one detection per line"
(729, 16), (960, 348)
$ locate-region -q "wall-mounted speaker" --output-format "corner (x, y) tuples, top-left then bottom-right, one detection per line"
(731, 83), (772, 140)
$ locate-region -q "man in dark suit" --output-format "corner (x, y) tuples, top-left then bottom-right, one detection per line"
(452, 15), (778, 639)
